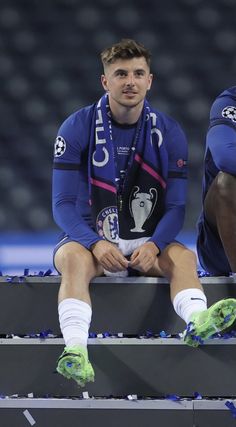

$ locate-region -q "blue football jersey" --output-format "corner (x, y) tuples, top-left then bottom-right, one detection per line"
(52, 100), (188, 250)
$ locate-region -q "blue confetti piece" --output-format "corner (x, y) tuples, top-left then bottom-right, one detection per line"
(211, 329), (236, 340)
(43, 269), (52, 276)
(145, 330), (154, 338)
(225, 400), (236, 418)
(194, 392), (202, 400)
(222, 333), (232, 340)
(165, 394), (181, 401)
(159, 330), (168, 338)
(39, 329), (53, 339)
(103, 332), (111, 338)
(89, 332), (97, 338)
(197, 270), (211, 277)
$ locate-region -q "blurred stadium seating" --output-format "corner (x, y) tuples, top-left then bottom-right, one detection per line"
(0, 0), (235, 272)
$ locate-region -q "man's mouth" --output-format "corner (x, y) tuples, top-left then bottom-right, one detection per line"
(123, 90), (137, 95)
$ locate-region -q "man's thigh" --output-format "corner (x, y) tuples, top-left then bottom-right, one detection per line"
(54, 238), (103, 277)
(144, 242), (187, 277)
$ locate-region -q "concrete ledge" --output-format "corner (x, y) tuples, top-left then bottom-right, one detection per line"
(0, 398), (235, 427)
(0, 276), (236, 335)
(0, 338), (236, 398)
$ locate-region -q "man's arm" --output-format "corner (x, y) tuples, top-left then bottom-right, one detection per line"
(149, 121), (188, 251)
(207, 124), (236, 175)
(148, 178), (186, 250)
(130, 121), (187, 271)
(52, 110), (103, 249)
(52, 111), (128, 270)
(52, 168), (102, 249)
(129, 180), (186, 272)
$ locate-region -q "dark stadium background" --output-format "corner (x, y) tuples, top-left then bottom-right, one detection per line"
(0, 0), (235, 273)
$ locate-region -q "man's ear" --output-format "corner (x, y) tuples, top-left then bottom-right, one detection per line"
(147, 73), (153, 91)
(101, 74), (108, 91)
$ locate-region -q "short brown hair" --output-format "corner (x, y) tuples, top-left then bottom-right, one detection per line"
(101, 38), (151, 69)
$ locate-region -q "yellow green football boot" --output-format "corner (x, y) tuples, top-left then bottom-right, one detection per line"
(57, 345), (94, 387)
(183, 298), (236, 347)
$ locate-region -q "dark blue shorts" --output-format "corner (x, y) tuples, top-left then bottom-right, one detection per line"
(53, 233), (71, 257)
(197, 215), (231, 275)
(53, 233), (75, 273)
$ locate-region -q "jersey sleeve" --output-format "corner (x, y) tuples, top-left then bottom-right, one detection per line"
(209, 95), (236, 130)
(53, 112), (83, 168)
(149, 122), (188, 250)
(207, 124), (236, 175)
(52, 111), (102, 249)
(207, 94), (236, 175)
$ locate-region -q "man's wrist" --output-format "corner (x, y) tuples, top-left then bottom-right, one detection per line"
(90, 240), (102, 252)
(147, 241), (161, 256)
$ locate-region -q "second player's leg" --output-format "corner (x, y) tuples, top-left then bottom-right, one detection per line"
(204, 171), (236, 273)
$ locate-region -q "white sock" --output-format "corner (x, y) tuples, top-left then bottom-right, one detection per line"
(58, 298), (92, 348)
(173, 288), (207, 324)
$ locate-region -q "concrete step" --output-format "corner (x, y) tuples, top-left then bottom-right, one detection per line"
(0, 398), (235, 427)
(0, 275), (236, 335)
(1, 337), (236, 398)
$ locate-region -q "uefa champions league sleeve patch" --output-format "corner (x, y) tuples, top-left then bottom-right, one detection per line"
(54, 136), (66, 157)
(221, 106), (236, 123)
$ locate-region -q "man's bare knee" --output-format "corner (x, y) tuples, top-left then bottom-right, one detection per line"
(215, 172), (236, 204)
(55, 242), (98, 277)
(161, 244), (197, 273)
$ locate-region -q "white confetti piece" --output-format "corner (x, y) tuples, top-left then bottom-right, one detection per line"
(127, 394), (138, 400)
(82, 391), (90, 399)
(23, 409), (36, 425)
(27, 393), (34, 398)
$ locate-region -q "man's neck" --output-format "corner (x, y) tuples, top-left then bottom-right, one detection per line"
(109, 98), (144, 125)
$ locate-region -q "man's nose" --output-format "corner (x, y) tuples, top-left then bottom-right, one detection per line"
(126, 74), (135, 86)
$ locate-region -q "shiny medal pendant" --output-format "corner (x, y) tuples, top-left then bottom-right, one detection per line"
(118, 194), (123, 212)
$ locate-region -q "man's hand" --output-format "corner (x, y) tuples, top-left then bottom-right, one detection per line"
(129, 242), (160, 273)
(91, 240), (129, 272)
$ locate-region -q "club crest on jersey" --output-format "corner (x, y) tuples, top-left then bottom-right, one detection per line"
(96, 206), (119, 243)
(221, 106), (236, 123)
(54, 136), (66, 157)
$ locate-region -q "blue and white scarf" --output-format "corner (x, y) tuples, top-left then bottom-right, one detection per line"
(89, 94), (167, 255)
